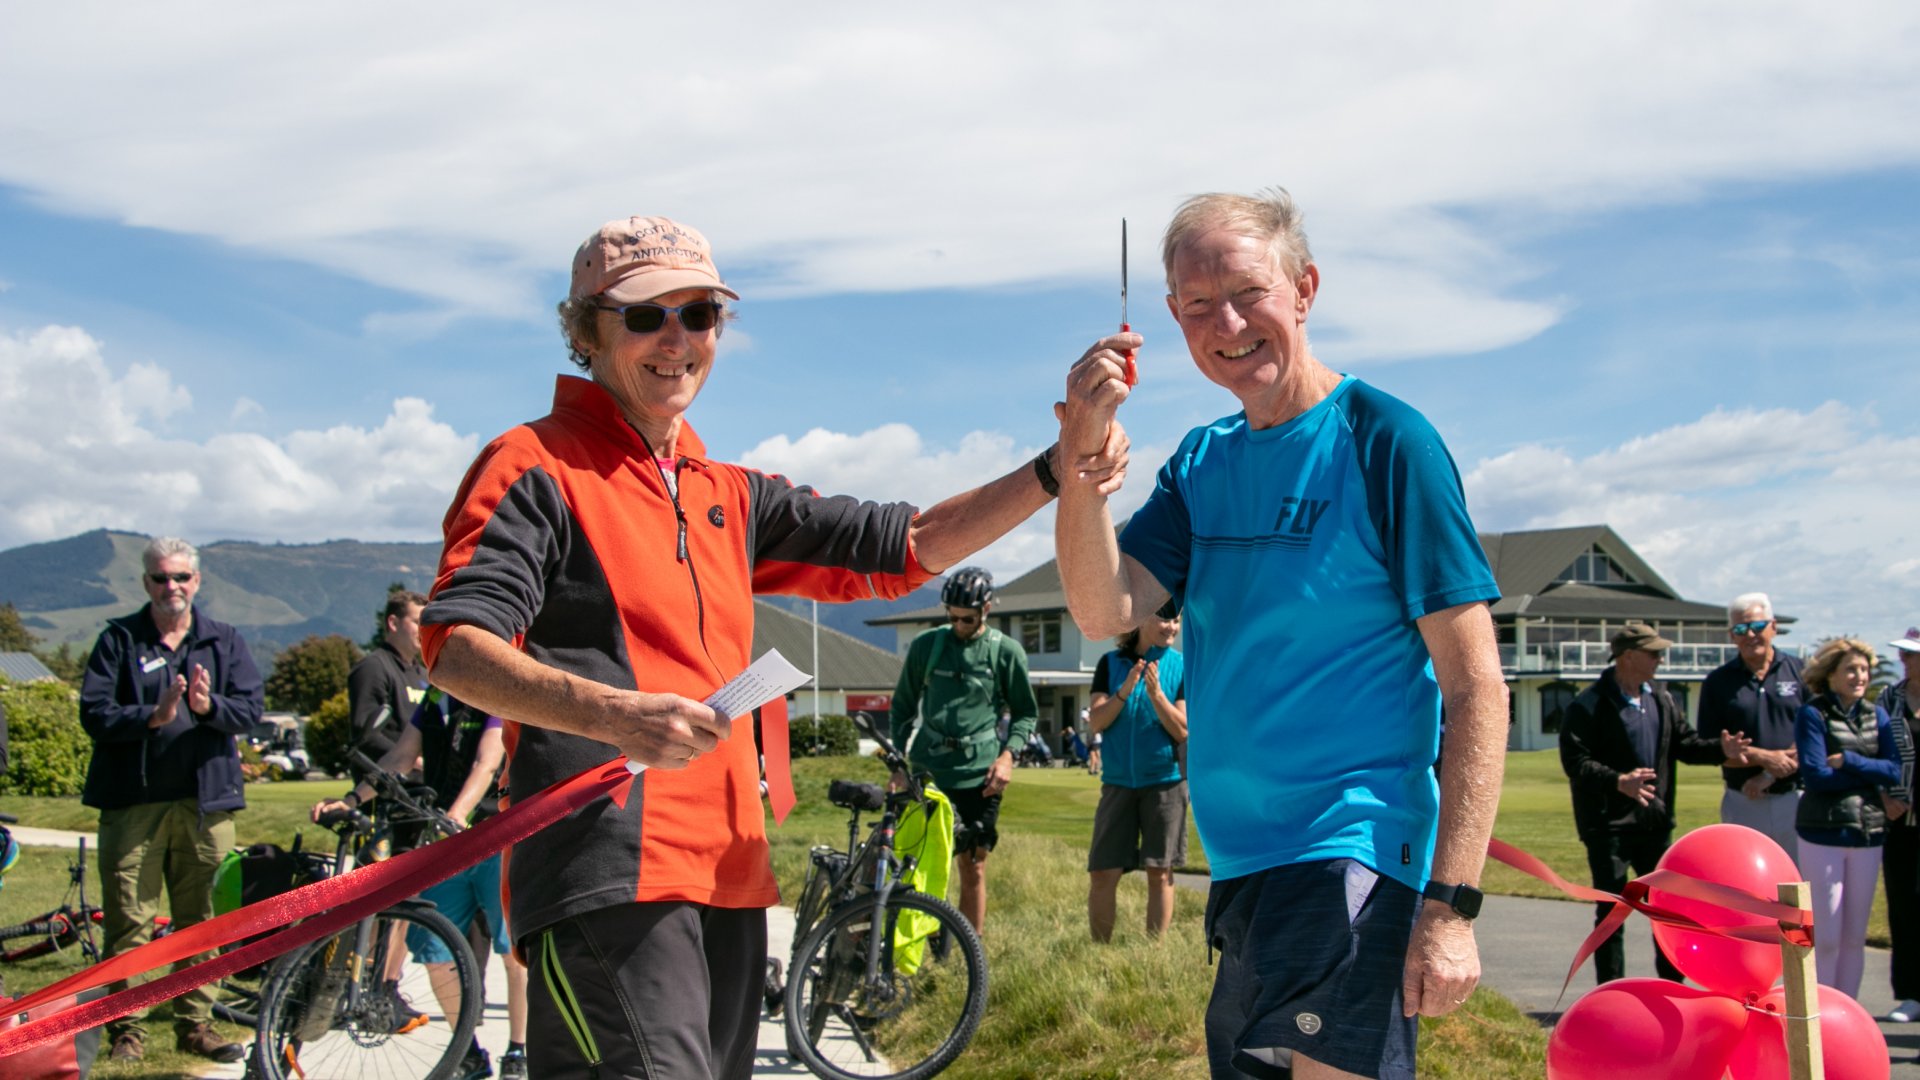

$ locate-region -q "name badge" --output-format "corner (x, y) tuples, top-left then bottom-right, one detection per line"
(141, 655), (168, 674)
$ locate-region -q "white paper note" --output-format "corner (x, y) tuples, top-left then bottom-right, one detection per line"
(626, 649), (814, 774)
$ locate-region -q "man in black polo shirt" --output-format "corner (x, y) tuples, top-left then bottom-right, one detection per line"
(1696, 591), (1804, 858)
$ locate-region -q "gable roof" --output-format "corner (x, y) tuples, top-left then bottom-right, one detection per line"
(0, 652), (59, 683)
(1478, 524), (1678, 602)
(752, 601), (901, 690)
(866, 559), (1071, 626)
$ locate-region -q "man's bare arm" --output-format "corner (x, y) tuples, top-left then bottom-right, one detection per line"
(1055, 333), (1165, 638)
(429, 626), (728, 770)
(1401, 600), (1508, 1018)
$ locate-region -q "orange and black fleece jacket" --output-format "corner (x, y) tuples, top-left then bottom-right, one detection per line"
(420, 376), (931, 936)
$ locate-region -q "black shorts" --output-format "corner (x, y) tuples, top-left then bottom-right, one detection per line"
(1204, 859), (1419, 1079)
(944, 784), (1002, 855)
(526, 902), (766, 1079)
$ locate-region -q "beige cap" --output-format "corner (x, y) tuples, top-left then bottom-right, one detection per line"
(1610, 621), (1674, 657)
(569, 216), (739, 303)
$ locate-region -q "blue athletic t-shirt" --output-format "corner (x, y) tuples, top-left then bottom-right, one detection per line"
(1120, 375), (1498, 891)
(1092, 644), (1186, 789)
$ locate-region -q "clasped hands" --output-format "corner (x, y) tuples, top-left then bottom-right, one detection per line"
(150, 664), (214, 728)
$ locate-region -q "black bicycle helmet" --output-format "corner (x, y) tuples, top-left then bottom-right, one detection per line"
(941, 567), (994, 608)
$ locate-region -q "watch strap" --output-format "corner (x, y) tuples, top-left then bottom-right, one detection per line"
(1421, 880), (1483, 920)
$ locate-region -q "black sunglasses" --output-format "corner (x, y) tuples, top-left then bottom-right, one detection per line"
(947, 611), (983, 626)
(1731, 620), (1772, 637)
(596, 301), (723, 334)
(147, 572), (194, 585)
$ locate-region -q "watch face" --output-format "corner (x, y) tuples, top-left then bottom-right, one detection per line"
(1454, 885), (1483, 920)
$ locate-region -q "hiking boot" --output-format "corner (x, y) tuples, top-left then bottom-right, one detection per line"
(457, 1045), (493, 1079)
(498, 1047), (528, 1079)
(385, 978), (430, 1034)
(108, 1030), (144, 1061)
(177, 1022), (246, 1063)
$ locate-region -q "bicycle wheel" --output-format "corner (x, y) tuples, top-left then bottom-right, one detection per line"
(252, 904), (481, 1080)
(785, 891), (987, 1080)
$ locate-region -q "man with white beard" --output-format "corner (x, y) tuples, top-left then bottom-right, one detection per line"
(80, 536), (263, 1064)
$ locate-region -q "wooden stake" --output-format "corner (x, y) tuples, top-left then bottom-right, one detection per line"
(1779, 881), (1822, 1080)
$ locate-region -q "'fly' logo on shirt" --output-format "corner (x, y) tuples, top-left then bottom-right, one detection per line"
(1271, 497), (1332, 546)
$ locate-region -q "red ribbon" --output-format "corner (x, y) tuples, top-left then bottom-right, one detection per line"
(0, 758), (635, 1059)
(1485, 837), (1815, 1000)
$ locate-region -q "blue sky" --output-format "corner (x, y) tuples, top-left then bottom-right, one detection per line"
(2, 4), (1917, 646)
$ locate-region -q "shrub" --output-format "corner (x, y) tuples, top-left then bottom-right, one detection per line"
(303, 688), (353, 778)
(0, 676), (90, 797)
(793, 713), (859, 758)
(265, 634), (362, 715)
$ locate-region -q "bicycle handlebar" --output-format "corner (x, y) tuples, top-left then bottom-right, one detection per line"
(343, 750), (464, 839)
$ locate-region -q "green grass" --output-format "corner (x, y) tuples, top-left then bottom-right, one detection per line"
(2, 781), (349, 1078)
(772, 756), (1546, 1079)
(33, 757), (1811, 1077)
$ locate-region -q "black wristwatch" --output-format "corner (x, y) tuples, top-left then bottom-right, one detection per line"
(1031, 444), (1061, 499)
(1421, 880), (1483, 920)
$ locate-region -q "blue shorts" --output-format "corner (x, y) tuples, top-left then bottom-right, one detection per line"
(1204, 859), (1419, 1079)
(409, 853), (510, 963)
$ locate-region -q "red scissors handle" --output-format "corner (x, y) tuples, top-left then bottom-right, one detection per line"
(1121, 323), (1137, 386)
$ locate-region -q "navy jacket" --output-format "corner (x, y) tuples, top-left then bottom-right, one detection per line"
(80, 604), (262, 813)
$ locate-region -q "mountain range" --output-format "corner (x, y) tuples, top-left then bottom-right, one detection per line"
(0, 529), (935, 659)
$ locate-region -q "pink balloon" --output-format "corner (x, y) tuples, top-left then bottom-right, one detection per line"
(1547, 978), (1750, 1080)
(1648, 824), (1799, 999)
(1727, 985), (1889, 1080)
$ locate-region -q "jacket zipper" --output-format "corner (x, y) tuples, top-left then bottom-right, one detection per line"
(669, 458), (709, 649)
(629, 423), (718, 676)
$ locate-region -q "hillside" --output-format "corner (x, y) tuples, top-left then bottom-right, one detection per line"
(0, 529), (934, 658)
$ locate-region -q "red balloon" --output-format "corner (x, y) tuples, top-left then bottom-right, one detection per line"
(1727, 985), (1889, 1080)
(1546, 978), (1750, 1080)
(1648, 824), (1799, 999)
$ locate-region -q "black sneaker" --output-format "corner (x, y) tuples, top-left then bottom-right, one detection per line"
(498, 1048), (528, 1079)
(384, 979), (429, 1034)
(458, 1046), (493, 1080)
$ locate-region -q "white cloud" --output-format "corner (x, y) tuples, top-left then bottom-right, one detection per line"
(739, 423), (1162, 585)
(1464, 403), (1920, 645)
(0, 325), (478, 548)
(2, 4), (1916, 359)
(229, 396), (264, 422)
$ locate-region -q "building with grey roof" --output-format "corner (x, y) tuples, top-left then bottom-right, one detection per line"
(0, 652), (59, 683)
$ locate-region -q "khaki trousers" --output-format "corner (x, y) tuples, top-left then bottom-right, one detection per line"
(97, 798), (235, 1037)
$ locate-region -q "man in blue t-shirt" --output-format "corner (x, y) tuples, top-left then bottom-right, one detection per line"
(1055, 188), (1509, 1080)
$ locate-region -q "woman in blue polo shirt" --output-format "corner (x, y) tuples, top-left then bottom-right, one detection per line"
(1085, 599), (1187, 942)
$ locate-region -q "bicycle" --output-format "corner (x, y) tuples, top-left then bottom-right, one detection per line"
(248, 752), (482, 1080)
(0, 831), (100, 967)
(783, 720), (988, 1080)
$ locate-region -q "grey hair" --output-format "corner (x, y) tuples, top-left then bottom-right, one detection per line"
(556, 291), (737, 372)
(1161, 187), (1314, 293)
(1727, 592), (1773, 624)
(143, 536), (200, 572)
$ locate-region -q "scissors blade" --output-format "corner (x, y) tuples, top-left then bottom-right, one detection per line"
(1121, 218), (1129, 326)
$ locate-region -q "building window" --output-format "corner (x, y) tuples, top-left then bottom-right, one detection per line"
(1539, 681), (1578, 736)
(1020, 614), (1062, 655)
(1553, 545), (1637, 586)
